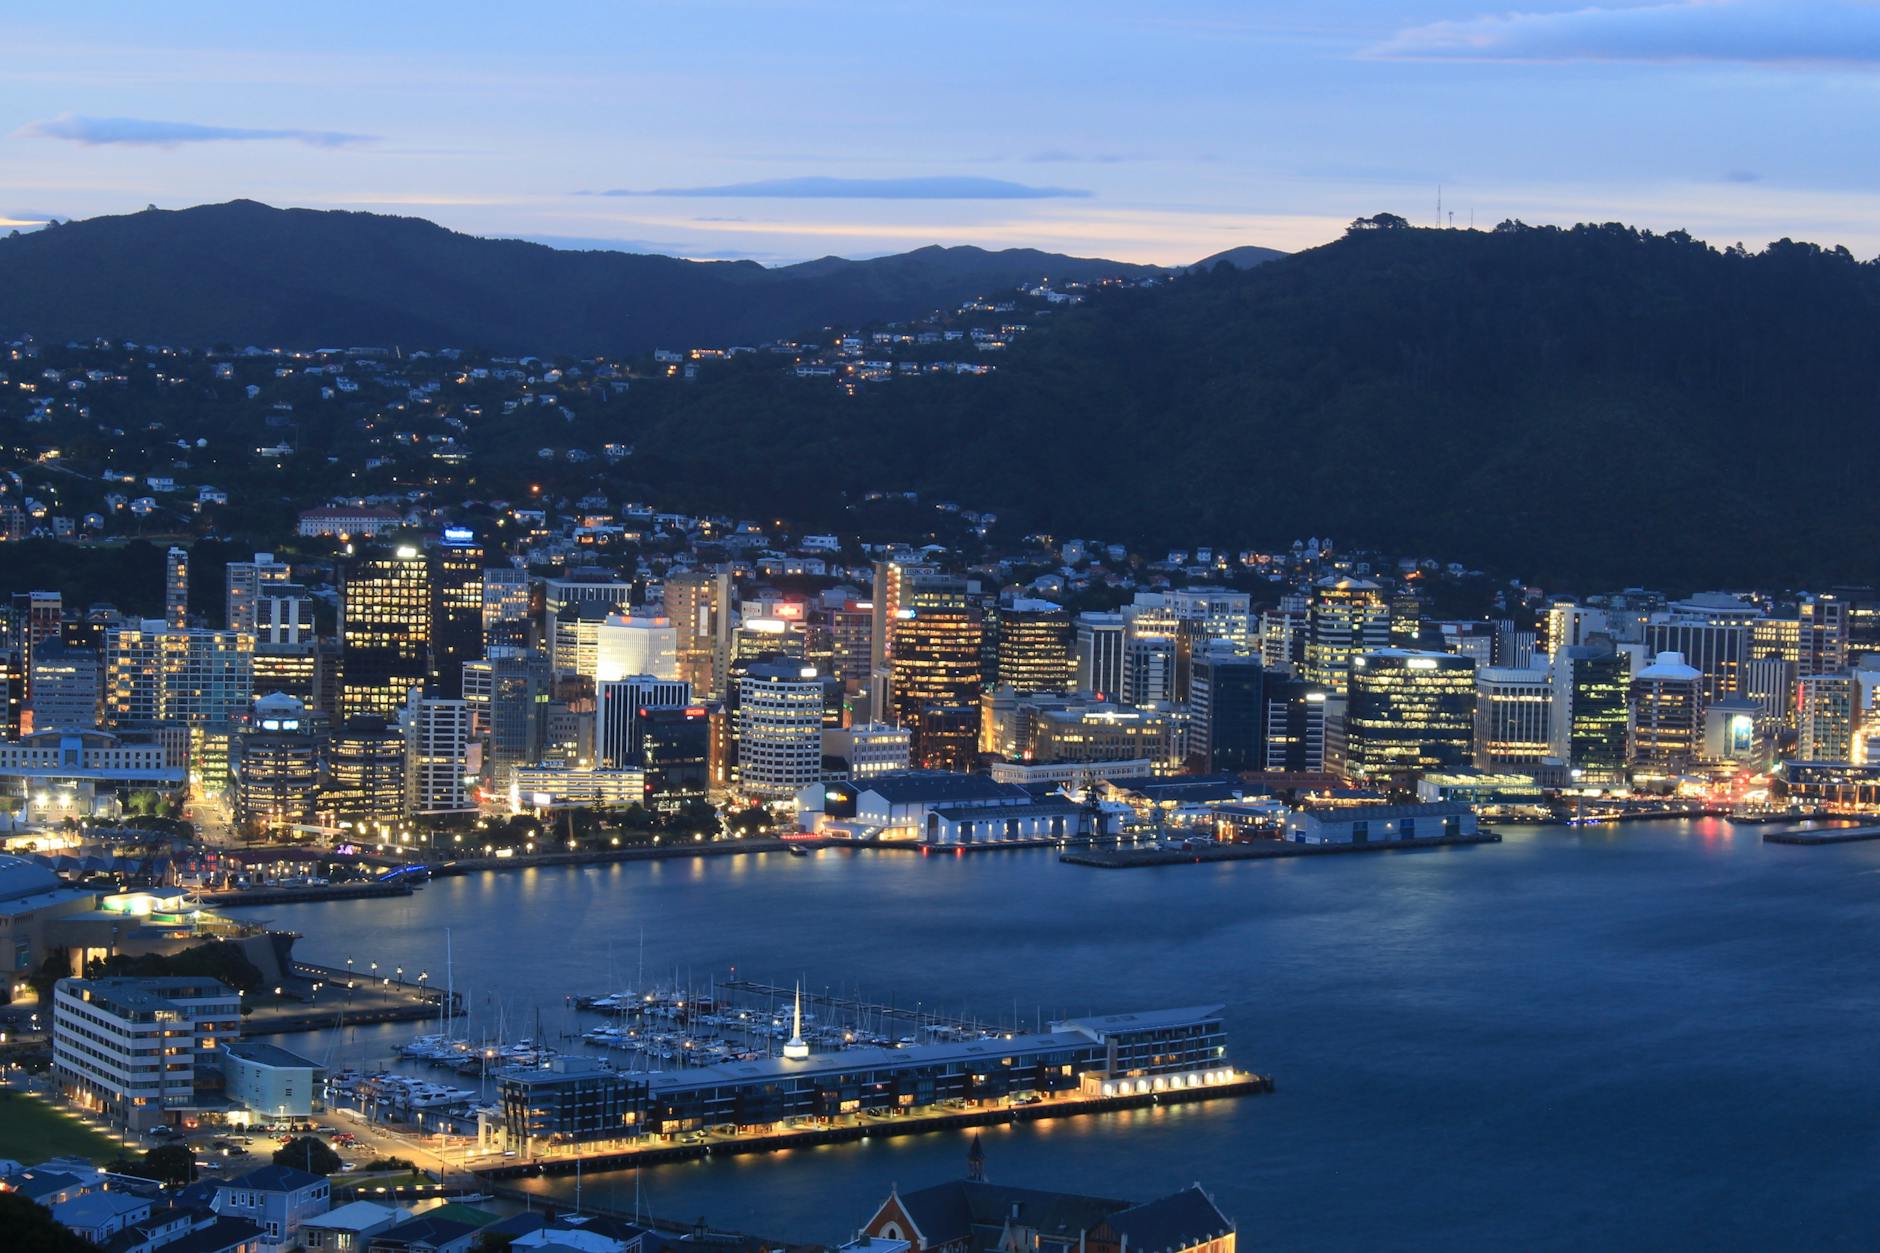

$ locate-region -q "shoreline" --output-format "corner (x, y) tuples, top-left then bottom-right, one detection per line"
(1061, 830), (1501, 868)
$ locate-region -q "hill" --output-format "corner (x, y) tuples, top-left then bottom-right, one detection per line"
(0, 201), (1162, 354)
(1190, 244), (1287, 271)
(619, 217), (1880, 587)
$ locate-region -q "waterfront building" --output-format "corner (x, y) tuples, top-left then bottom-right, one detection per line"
(105, 622), (254, 727)
(498, 1005), (1231, 1150)
(823, 722), (913, 779)
(510, 764), (645, 810)
(403, 693), (472, 816)
(226, 553), (293, 635)
(481, 649), (551, 791)
(1703, 698), (1766, 765)
(165, 547), (189, 629)
(596, 675), (691, 768)
(1549, 643), (1631, 785)
(1304, 578), (1389, 694)
(27, 639), (101, 731)
(1073, 611), (1126, 700)
(1800, 595), (1850, 677)
(234, 694), (321, 835)
(321, 717), (406, 827)
(1260, 677), (1328, 773)
(1284, 801), (1477, 845)
(52, 976), (243, 1129)
(1629, 651), (1705, 767)
(221, 1041), (324, 1120)
(593, 613), (680, 683)
(1796, 673), (1857, 762)
(1344, 650), (1476, 780)
(0, 856), (97, 984)
(1740, 653), (1795, 729)
(0, 729), (184, 821)
(890, 607), (983, 771)
(862, 1176), (1235, 1253)
(339, 546), (431, 721)
(637, 704), (712, 811)
(737, 662), (826, 799)
(429, 531), (484, 700)
(1473, 665), (1553, 770)
(1191, 648), (1263, 772)
(994, 599), (1075, 694)
(796, 771), (1104, 843)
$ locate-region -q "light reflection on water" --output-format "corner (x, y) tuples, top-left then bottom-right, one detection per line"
(230, 825), (1880, 1251)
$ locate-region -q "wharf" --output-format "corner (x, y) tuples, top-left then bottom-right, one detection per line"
(1761, 825), (1880, 846)
(1061, 831), (1500, 868)
(426, 837), (805, 878)
(472, 1073), (1272, 1180)
(236, 960), (462, 1036)
(204, 881), (414, 906)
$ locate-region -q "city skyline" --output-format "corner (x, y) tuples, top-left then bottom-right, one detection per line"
(6, 1), (1880, 263)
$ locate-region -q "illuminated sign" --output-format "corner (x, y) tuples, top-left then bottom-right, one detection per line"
(1729, 714), (1754, 754)
(442, 527), (475, 546)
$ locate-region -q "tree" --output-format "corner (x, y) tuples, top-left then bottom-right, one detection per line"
(1347, 212), (1409, 232)
(0, 1191), (95, 1252)
(142, 1143), (197, 1185)
(274, 1136), (342, 1176)
(725, 805), (774, 837)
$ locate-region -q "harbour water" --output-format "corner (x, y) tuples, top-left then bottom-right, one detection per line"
(229, 821), (1880, 1250)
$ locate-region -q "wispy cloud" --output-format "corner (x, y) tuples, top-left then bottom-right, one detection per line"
(1368, 1), (1880, 66)
(584, 175), (1091, 200)
(1024, 149), (1138, 165)
(14, 113), (376, 148)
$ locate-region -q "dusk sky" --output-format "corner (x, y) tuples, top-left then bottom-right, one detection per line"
(5, 0), (1878, 264)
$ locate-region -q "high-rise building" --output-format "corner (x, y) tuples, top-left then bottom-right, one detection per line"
(233, 693), (320, 834)
(1260, 594), (1309, 671)
(1796, 673), (1857, 762)
(403, 692), (472, 816)
(545, 574), (633, 674)
(225, 553), (292, 634)
(591, 613), (679, 684)
(0, 649), (25, 739)
(639, 704), (713, 811)
(664, 569), (733, 700)
(597, 676), (691, 769)
(1473, 665), (1553, 769)
(1191, 648), (1263, 772)
(1800, 595), (1850, 678)
(164, 546), (189, 629)
(868, 559), (939, 721)
(828, 601), (875, 692)
(482, 648), (552, 790)
(321, 717), (407, 827)
(1647, 605), (1753, 706)
(12, 590), (62, 702)
(1073, 612), (1125, 700)
(1261, 676), (1328, 772)
(1629, 651), (1705, 767)
(1344, 649), (1476, 780)
(27, 639), (101, 731)
(1121, 598), (1181, 704)
(430, 530), (485, 700)
(104, 622), (254, 727)
(1550, 643), (1631, 784)
(340, 546), (431, 721)
(737, 661), (826, 799)
(1545, 603), (1610, 654)
(481, 565), (533, 652)
(994, 599), (1074, 694)
(890, 607), (983, 771)
(1167, 588), (1255, 651)
(1305, 578), (1390, 694)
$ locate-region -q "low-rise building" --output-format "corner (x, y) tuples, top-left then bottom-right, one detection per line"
(213, 1165), (331, 1251)
(1283, 801), (1477, 846)
(222, 1041), (324, 1120)
(52, 976), (243, 1129)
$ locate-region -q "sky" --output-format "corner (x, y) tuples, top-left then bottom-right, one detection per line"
(3, 0), (1879, 265)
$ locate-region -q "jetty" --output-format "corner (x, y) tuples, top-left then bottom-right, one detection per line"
(1061, 830), (1500, 868)
(1761, 824), (1880, 846)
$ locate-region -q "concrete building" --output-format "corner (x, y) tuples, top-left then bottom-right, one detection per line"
(403, 693), (472, 816)
(1073, 612), (1125, 700)
(321, 718), (406, 827)
(233, 695), (320, 835)
(0, 856), (97, 989)
(222, 1040), (324, 1120)
(593, 614), (679, 684)
(1629, 651), (1705, 768)
(0, 729), (185, 822)
(52, 976), (243, 1129)
(226, 552), (294, 635)
(737, 662), (826, 800)
(596, 677), (690, 770)
(1344, 650), (1476, 780)
(339, 547), (431, 722)
(823, 723), (912, 779)
(105, 623), (254, 727)
(1797, 673), (1857, 763)
(1284, 801), (1477, 845)
(1473, 665), (1553, 770)
(1305, 578), (1389, 694)
(27, 639), (102, 732)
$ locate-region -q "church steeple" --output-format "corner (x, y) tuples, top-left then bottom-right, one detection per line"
(783, 982), (810, 1060)
(966, 1132), (985, 1181)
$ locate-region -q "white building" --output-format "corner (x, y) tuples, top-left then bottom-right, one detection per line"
(510, 765), (645, 810)
(821, 723), (911, 779)
(213, 1165), (331, 1251)
(593, 614), (680, 683)
(222, 1040), (324, 1120)
(597, 676), (690, 769)
(402, 694), (472, 815)
(52, 976), (243, 1129)
(104, 622), (254, 727)
(737, 663), (826, 800)
(1284, 802), (1477, 845)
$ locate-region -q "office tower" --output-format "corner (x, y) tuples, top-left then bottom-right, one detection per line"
(868, 559), (938, 721)
(732, 617), (807, 668)
(994, 599), (1074, 694)
(1491, 621), (1541, 668)
(252, 586), (319, 706)
(828, 601), (875, 691)
(1473, 666), (1553, 769)
(1739, 654), (1795, 729)
(165, 547), (189, 629)
(430, 530), (485, 699)
(822, 723), (912, 779)
(403, 692), (472, 815)
(1749, 616), (1802, 670)
(1796, 673), (1857, 762)
(27, 639), (101, 731)
(890, 606), (983, 771)
(1550, 643), (1631, 784)
(1260, 594), (1309, 670)
(1074, 612), (1125, 699)
(1545, 603), (1610, 654)
(1261, 676), (1328, 772)
(1647, 610), (1752, 705)
(225, 552), (291, 633)
(545, 574), (633, 673)
(340, 545), (432, 720)
(1629, 651), (1705, 766)
(1120, 597), (1182, 704)
(639, 704), (713, 811)
(11, 590), (62, 701)
(482, 648), (552, 790)
(1800, 596), (1849, 678)
(104, 622), (254, 726)
(664, 569), (733, 700)
(597, 676), (691, 769)
(1345, 649), (1477, 779)
(321, 717), (407, 827)
(0, 649), (24, 738)
(1168, 588), (1255, 650)
(1305, 577), (1389, 694)
(1191, 647), (1264, 772)
(233, 694), (320, 834)
(1389, 585), (1424, 646)
(737, 661), (826, 798)
(482, 566), (533, 651)
(594, 613), (680, 683)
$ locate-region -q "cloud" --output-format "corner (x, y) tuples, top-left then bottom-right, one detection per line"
(1367, 1), (1880, 66)
(1721, 170), (1762, 183)
(584, 175), (1090, 200)
(1024, 149), (1137, 165)
(14, 113), (375, 148)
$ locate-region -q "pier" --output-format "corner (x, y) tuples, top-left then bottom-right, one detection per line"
(203, 881), (415, 906)
(715, 978), (997, 1037)
(1061, 830), (1501, 868)
(1761, 824), (1880, 846)
(471, 1073), (1273, 1181)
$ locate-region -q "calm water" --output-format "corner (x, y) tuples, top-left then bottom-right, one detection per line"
(229, 822), (1880, 1250)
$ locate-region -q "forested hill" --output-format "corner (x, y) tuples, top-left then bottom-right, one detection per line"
(624, 218), (1880, 587)
(0, 201), (1165, 354)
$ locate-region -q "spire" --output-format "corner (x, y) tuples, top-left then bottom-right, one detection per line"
(966, 1131), (985, 1181)
(783, 982), (810, 1060)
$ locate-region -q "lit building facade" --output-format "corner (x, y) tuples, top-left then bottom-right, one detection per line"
(105, 623), (254, 727)
(403, 693), (471, 816)
(1797, 673), (1857, 762)
(890, 607), (984, 771)
(1305, 578), (1389, 694)
(1345, 649), (1476, 780)
(994, 599), (1075, 694)
(1629, 652), (1705, 767)
(339, 547), (431, 721)
(1473, 666), (1553, 769)
(429, 532), (484, 700)
(322, 717), (407, 827)
(737, 662), (826, 799)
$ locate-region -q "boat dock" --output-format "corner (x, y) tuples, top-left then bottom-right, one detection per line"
(204, 881), (416, 906)
(472, 1072), (1273, 1181)
(1061, 830), (1501, 868)
(1761, 825), (1880, 846)
(716, 978), (997, 1037)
